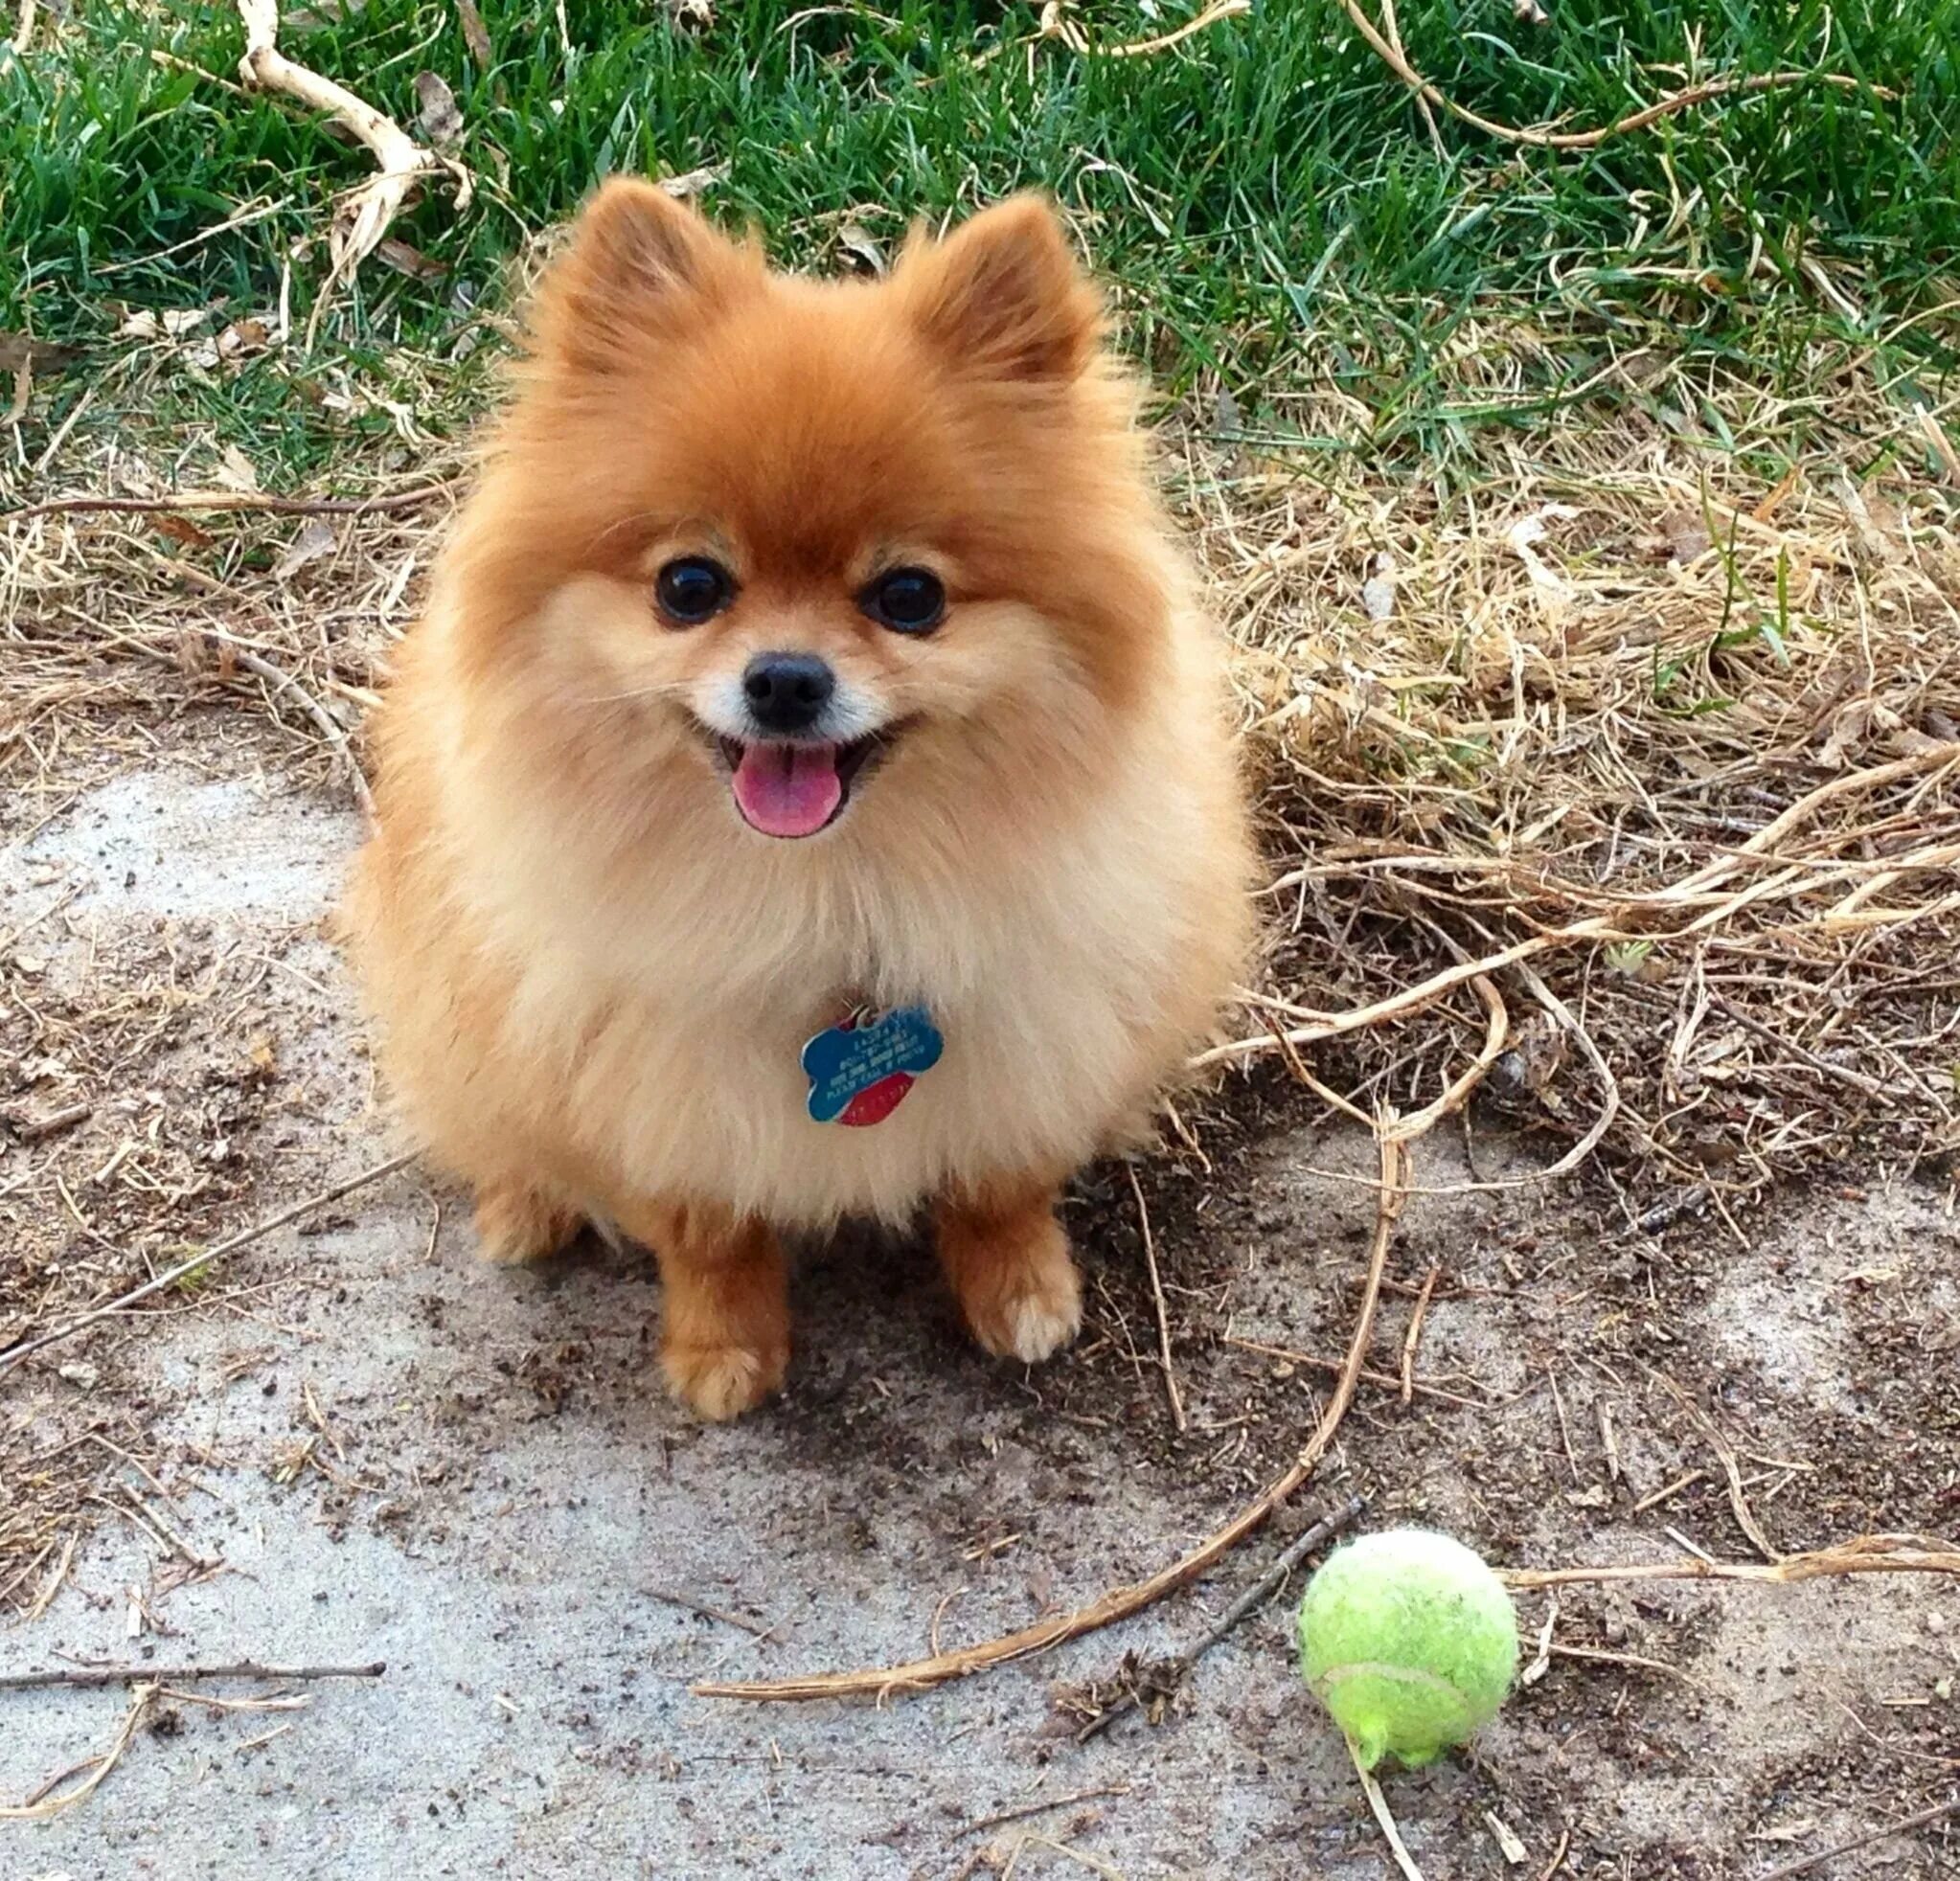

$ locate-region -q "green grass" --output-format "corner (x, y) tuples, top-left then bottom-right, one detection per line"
(2, 0), (1956, 486)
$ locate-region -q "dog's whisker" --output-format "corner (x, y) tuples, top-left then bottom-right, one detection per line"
(581, 682), (693, 706)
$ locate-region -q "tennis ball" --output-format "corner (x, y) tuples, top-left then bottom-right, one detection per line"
(1297, 1528), (1519, 1770)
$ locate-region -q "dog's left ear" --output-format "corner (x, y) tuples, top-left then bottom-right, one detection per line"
(899, 194), (1102, 385)
(532, 177), (759, 375)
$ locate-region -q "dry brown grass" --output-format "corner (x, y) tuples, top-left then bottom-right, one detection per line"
(1181, 335), (1960, 1213)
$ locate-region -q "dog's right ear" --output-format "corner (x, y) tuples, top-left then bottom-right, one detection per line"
(898, 194), (1102, 387)
(531, 178), (757, 374)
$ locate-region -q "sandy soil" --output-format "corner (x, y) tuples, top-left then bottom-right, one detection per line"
(2, 720), (1957, 1879)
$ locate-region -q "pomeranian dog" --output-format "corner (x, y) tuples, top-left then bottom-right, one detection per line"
(346, 180), (1252, 1419)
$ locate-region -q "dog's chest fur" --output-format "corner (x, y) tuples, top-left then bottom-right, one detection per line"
(475, 722), (1228, 1229)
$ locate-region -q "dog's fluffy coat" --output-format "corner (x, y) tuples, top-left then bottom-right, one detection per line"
(346, 182), (1252, 1418)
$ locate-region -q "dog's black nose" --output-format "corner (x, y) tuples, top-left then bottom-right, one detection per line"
(741, 652), (835, 736)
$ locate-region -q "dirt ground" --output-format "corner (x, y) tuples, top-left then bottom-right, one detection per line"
(2, 705), (1956, 1879)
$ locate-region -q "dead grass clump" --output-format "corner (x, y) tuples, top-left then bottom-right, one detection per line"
(1181, 334), (1960, 1210)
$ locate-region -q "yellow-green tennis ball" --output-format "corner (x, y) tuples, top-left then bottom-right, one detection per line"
(1297, 1528), (1519, 1770)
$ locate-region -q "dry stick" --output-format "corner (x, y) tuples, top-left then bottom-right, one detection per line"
(4, 483), (456, 525)
(232, 0), (469, 346)
(0, 1683), (157, 1822)
(1501, 1535), (1960, 1592)
(1373, 0), (1443, 157)
(643, 1589), (778, 1640)
(1336, 0), (1882, 151)
(0, 1659), (385, 1693)
(1544, 1642), (1702, 1688)
(1754, 1795), (1960, 1881)
(1099, 0), (1248, 57)
(1510, 957), (1622, 1178)
(1384, 974), (1507, 1143)
(1647, 1367), (1780, 1563)
(1074, 1492), (1369, 1744)
(974, 0), (1245, 68)
(1704, 990), (1895, 1101)
(953, 1784), (1135, 1843)
(1222, 1334), (1490, 1410)
(1125, 1164), (1187, 1435)
(23, 618), (370, 818)
(1400, 1264), (1442, 1407)
(695, 1132), (1413, 1704)
(0, 1151), (416, 1378)
(233, 646), (375, 815)
(1538, 1828), (1572, 1881)
(10, 1101), (92, 1144)
(1350, 1737), (1428, 1881)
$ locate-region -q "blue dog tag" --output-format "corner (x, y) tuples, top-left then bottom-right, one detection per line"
(802, 1004), (944, 1126)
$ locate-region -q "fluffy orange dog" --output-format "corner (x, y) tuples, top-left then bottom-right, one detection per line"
(346, 181), (1251, 1419)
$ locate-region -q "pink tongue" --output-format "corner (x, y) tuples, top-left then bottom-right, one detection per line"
(731, 741), (843, 838)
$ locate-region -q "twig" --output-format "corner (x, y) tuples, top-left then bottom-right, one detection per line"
(1630, 1468), (1707, 1514)
(1373, 0), (1443, 156)
(1754, 1796), (1960, 1880)
(644, 1588), (778, 1639)
(1502, 1533), (1960, 1591)
(1350, 1735), (1428, 1880)
(1647, 1368), (1780, 1562)
(1126, 1164), (1186, 1434)
(1509, 956), (1622, 1179)
(1544, 1642), (1702, 1688)
(0, 1152), (416, 1378)
(1193, 745), (1960, 1073)
(695, 1129), (1412, 1704)
(975, 0), (1246, 66)
(1005, 1834), (1126, 1879)
(233, 646), (375, 816)
(1705, 991), (1894, 1100)
(0, 1659), (385, 1693)
(1075, 1493), (1369, 1742)
(0, 1682), (157, 1821)
(1596, 1398), (1620, 1484)
(1547, 1368), (1579, 1482)
(4, 482), (456, 526)
(26, 1535), (78, 1621)
(235, 1723), (295, 1753)
(1335, 0), (1885, 150)
(1384, 974), (1509, 1142)
(1400, 1265), (1441, 1406)
(952, 1784), (1134, 1842)
(1538, 1828), (1571, 1880)
(6, 1101), (93, 1144)
(33, 616), (371, 813)
(232, 0), (471, 346)
(1223, 1334), (1490, 1409)
(1099, 0), (1248, 57)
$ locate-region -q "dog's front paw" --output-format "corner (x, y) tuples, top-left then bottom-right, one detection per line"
(966, 1262), (1083, 1363)
(662, 1335), (789, 1421)
(473, 1183), (580, 1266)
(948, 1211), (1083, 1364)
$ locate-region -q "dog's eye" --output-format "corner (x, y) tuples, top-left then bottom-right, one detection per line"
(655, 556), (734, 626)
(861, 567), (946, 635)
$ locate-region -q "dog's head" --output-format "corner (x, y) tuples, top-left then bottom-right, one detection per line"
(446, 182), (1175, 842)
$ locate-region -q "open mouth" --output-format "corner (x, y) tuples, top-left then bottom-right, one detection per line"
(712, 734), (889, 839)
